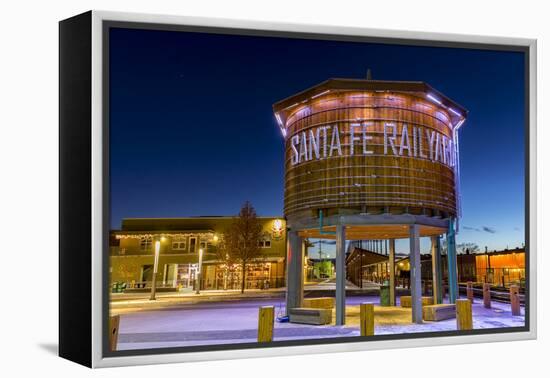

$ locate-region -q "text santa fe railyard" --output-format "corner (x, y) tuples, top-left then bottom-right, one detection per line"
(290, 122), (457, 168)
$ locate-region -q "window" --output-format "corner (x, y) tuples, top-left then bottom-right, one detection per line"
(172, 237), (187, 251)
(140, 236), (153, 251)
(199, 239), (211, 253)
(258, 239), (271, 248)
(189, 237), (197, 253)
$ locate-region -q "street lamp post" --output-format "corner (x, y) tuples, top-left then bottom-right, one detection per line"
(150, 239), (161, 300)
(195, 248), (204, 295)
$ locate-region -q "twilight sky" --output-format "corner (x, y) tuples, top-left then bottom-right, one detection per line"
(109, 27), (526, 255)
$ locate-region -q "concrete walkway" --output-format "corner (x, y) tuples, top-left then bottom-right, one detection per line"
(115, 296), (525, 351)
(110, 280), (391, 312)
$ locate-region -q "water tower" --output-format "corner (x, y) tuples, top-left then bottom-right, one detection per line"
(273, 76), (467, 324)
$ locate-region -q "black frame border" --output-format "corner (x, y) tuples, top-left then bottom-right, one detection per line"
(59, 10), (93, 367)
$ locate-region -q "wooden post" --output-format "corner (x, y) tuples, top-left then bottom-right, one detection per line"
(483, 283), (491, 308)
(360, 303), (375, 336)
(510, 285), (521, 316)
(456, 299), (473, 331)
(466, 281), (474, 303)
(258, 306), (275, 342)
(109, 315), (120, 352)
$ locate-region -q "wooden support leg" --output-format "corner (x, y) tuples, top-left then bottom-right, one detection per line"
(335, 224), (346, 325)
(431, 236), (443, 304)
(389, 239), (396, 306)
(446, 219), (458, 303)
(409, 224), (422, 324)
(286, 231), (303, 314)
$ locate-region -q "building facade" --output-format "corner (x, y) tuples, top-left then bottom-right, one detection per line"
(472, 248), (525, 287)
(110, 217), (286, 291)
(346, 245), (525, 290)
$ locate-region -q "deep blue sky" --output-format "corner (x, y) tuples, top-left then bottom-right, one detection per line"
(109, 27), (525, 255)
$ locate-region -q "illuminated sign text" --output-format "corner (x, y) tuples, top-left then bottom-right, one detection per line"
(290, 122), (456, 168)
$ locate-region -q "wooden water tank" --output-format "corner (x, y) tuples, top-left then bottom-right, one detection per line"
(273, 79), (467, 220)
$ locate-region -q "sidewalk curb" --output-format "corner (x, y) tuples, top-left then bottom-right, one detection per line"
(110, 293), (286, 310)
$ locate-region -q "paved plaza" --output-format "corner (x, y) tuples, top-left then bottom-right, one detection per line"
(113, 294), (525, 351)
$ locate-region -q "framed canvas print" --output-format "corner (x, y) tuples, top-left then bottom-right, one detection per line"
(59, 10), (537, 368)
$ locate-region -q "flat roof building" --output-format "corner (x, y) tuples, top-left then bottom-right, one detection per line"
(110, 216), (286, 291)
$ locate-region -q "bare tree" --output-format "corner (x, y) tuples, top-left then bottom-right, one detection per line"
(224, 201), (264, 293)
(215, 232), (237, 290)
(457, 242), (480, 255)
(304, 238), (315, 253)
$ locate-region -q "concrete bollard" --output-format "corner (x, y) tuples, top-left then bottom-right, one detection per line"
(456, 299), (473, 331)
(360, 303), (375, 336)
(510, 285), (521, 316)
(109, 315), (120, 351)
(466, 281), (474, 303)
(257, 306), (275, 342)
(483, 283), (491, 308)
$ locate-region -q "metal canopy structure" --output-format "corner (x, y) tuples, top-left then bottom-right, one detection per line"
(286, 215), (450, 326)
(345, 247), (389, 265)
